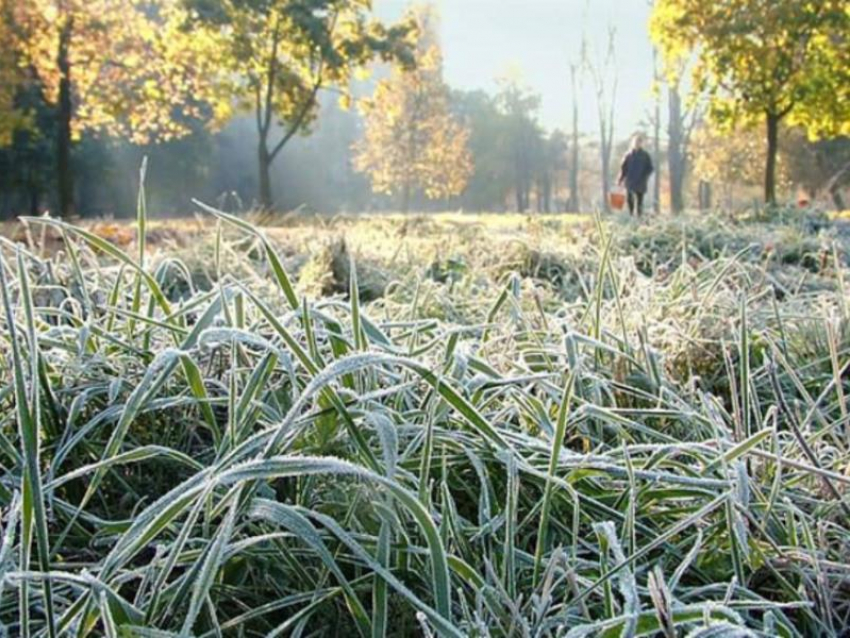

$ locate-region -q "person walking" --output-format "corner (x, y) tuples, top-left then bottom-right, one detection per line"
(617, 134), (654, 217)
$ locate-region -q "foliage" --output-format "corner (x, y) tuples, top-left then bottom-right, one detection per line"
(493, 75), (545, 212)
(651, 0), (850, 203)
(0, 85), (55, 220)
(448, 86), (567, 213)
(449, 90), (513, 210)
(354, 6), (472, 209)
(1, 0), (225, 216)
(651, 0), (848, 138)
(691, 123), (791, 190)
(11, 0), (222, 144)
(0, 1), (29, 147)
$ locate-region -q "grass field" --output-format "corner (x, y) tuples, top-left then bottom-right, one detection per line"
(1, 202), (850, 636)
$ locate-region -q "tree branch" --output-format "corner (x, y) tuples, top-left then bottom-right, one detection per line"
(267, 9), (339, 163)
(777, 101), (795, 119)
(268, 77), (322, 162)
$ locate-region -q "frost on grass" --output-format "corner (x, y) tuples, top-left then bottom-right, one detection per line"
(0, 209), (847, 636)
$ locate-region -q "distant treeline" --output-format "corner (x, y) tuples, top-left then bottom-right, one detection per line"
(1, 0), (847, 218)
(0, 73), (606, 218)
(2, 85), (847, 219)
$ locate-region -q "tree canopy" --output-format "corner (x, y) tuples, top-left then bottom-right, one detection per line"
(651, 0), (850, 204)
(2, 0), (222, 215)
(494, 76), (545, 212)
(15, 0), (221, 143)
(353, 6), (472, 211)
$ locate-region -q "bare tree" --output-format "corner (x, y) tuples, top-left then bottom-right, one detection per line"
(584, 28), (618, 213)
(567, 62), (582, 212)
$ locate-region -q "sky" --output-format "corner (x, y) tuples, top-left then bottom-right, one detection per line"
(374, 0), (657, 137)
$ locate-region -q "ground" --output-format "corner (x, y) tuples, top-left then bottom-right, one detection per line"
(0, 207), (849, 636)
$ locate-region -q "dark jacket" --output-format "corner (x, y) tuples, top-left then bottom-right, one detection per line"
(618, 148), (654, 194)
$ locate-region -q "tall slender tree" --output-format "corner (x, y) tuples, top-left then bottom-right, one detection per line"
(651, 49), (662, 214)
(449, 89), (513, 211)
(666, 71), (701, 214)
(566, 61), (582, 213)
(584, 28), (618, 213)
(536, 131), (568, 213)
(495, 76), (542, 212)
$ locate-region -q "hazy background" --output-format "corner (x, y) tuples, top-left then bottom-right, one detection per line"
(3, 0), (844, 219)
(376, 0), (656, 135)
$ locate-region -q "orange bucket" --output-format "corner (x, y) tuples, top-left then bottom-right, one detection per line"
(609, 190), (626, 211)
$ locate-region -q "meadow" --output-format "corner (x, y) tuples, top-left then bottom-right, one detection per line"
(1, 199), (850, 637)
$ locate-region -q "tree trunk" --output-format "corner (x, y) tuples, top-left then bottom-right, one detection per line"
(402, 181), (411, 214)
(667, 88), (685, 214)
(765, 111), (780, 205)
(567, 66), (580, 213)
(515, 140), (528, 212)
(600, 140), (611, 214)
(653, 114), (661, 214)
(258, 134), (273, 210)
(830, 185), (846, 211)
(699, 180), (712, 211)
(57, 17), (74, 218)
(652, 51), (661, 214)
(598, 101), (613, 214)
(568, 131), (579, 212)
(29, 184), (39, 217)
(515, 154), (526, 212)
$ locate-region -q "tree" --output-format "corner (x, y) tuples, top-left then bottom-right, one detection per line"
(566, 61), (581, 212)
(190, 0), (414, 210)
(0, 2), (28, 148)
(665, 58), (702, 214)
(651, 49), (662, 214)
(354, 6), (472, 212)
(449, 88), (567, 213)
(651, 0), (850, 205)
(450, 89), (513, 211)
(6, 0), (220, 217)
(583, 28), (618, 213)
(536, 131), (568, 213)
(495, 75), (543, 212)
(0, 85), (55, 219)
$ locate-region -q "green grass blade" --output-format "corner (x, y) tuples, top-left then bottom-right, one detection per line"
(0, 253), (57, 637)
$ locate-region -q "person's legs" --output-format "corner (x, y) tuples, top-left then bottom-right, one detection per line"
(636, 192), (644, 217)
(627, 190), (636, 216)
